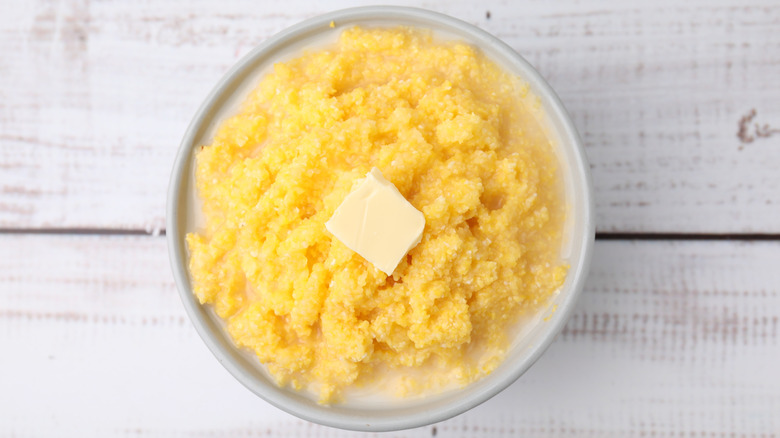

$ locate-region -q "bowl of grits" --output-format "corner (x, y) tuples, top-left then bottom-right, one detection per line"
(167, 6), (594, 432)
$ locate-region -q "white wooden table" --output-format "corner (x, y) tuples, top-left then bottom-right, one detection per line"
(2, 1), (779, 436)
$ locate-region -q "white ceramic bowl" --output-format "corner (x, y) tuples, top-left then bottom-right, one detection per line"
(167, 6), (594, 432)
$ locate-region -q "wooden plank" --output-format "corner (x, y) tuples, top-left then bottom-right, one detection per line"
(0, 0), (779, 232)
(1, 235), (778, 436)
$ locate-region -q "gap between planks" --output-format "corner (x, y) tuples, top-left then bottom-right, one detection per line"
(2, 228), (780, 241)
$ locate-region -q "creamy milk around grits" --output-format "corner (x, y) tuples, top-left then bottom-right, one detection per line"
(186, 26), (568, 404)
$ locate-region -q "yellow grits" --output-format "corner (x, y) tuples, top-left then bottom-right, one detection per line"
(186, 27), (567, 403)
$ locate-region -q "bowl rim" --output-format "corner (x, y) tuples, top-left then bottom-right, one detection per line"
(167, 5), (594, 432)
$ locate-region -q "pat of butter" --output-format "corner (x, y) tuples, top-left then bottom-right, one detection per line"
(326, 168), (425, 276)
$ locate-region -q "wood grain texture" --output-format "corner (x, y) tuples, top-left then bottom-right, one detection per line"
(1, 235), (778, 436)
(1, 0), (779, 233)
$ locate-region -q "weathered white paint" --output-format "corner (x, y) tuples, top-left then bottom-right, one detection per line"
(1, 0), (779, 232)
(1, 236), (778, 436)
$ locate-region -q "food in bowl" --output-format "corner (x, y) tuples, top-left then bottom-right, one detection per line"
(185, 26), (567, 404)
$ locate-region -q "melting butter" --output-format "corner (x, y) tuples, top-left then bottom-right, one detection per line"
(326, 168), (425, 276)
